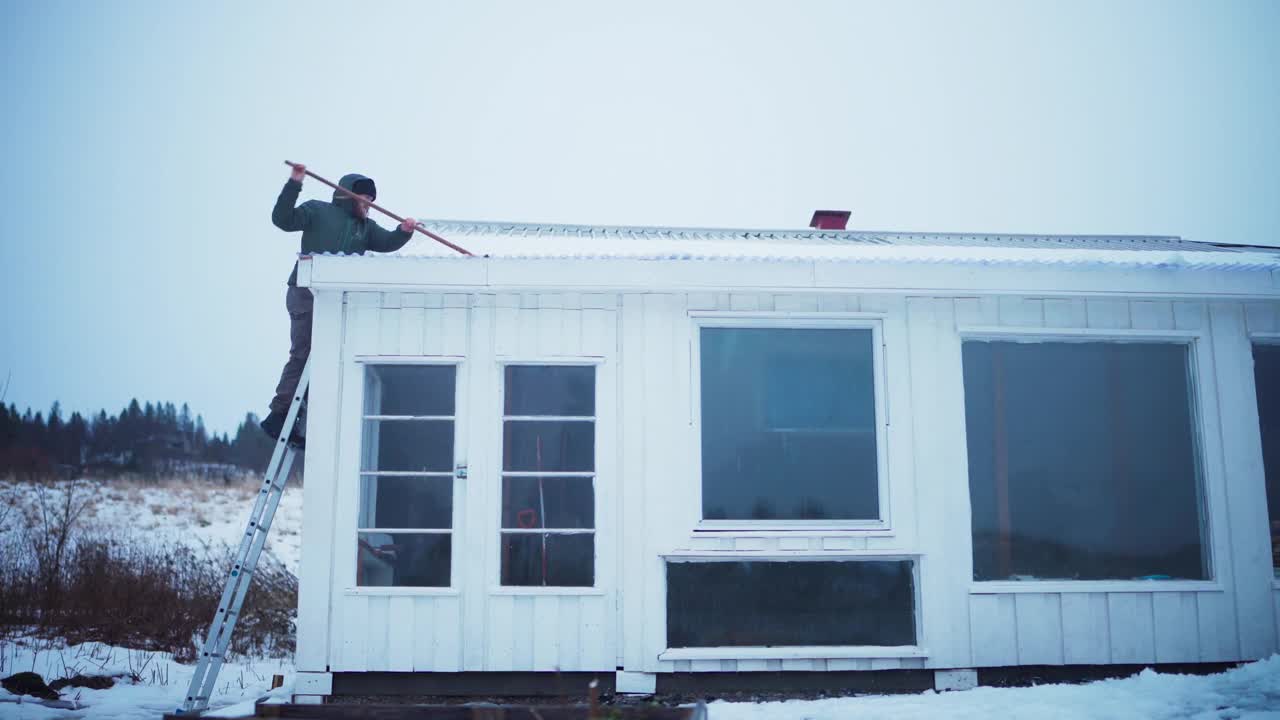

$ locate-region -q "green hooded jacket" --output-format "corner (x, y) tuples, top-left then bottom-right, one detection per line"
(272, 173), (414, 285)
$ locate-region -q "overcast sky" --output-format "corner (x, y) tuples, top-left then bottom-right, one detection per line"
(1, 0), (1278, 434)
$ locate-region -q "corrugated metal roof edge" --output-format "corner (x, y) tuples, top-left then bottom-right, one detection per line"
(421, 218), (1197, 246)
(306, 247), (1280, 271)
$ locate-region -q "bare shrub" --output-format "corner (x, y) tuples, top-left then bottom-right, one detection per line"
(0, 534), (296, 661)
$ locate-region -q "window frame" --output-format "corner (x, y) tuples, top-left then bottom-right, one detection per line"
(657, 553), (925, 659)
(493, 357), (605, 590)
(690, 313), (891, 532)
(350, 356), (466, 592)
(1249, 331), (1280, 589)
(956, 324), (1221, 592)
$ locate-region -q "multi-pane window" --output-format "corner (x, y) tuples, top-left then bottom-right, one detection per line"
(962, 341), (1208, 581)
(357, 365), (455, 587)
(500, 365), (596, 587)
(699, 327), (880, 522)
(1253, 343), (1280, 576)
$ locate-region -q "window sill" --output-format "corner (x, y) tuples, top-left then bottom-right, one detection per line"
(696, 521), (890, 533)
(664, 549), (917, 560)
(488, 587), (604, 596)
(344, 587), (460, 597)
(970, 580), (1224, 595)
(658, 646), (928, 661)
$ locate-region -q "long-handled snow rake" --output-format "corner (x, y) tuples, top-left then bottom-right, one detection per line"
(284, 160), (473, 256)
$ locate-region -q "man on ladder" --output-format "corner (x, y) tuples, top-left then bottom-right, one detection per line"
(258, 162), (418, 447)
(179, 166), (421, 715)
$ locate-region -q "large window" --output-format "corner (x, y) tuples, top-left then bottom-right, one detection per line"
(666, 560), (916, 647)
(1253, 343), (1280, 576)
(699, 327), (880, 522)
(962, 340), (1208, 582)
(500, 365), (596, 587)
(357, 364), (455, 587)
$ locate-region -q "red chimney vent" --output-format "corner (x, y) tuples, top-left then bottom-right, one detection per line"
(810, 210), (851, 230)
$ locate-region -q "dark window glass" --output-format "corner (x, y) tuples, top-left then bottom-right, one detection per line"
(357, 532), (450, 587)
(505, 366), (595, 416)
(359, 476), (452, 529)
(364, 364), (455, 416)
(1253, 344), (1280, 575)
(666, 560), (916, 647)
(502, 421), (594, 472)
(362, 420), (453, 473)
(700, 328), (879, 521)
(501, 534), (594, 586)
(502, 477), (594, 529)
(962, 341), (1207, 581)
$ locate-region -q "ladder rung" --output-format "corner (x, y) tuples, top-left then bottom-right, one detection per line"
(181, 358), (308, 711)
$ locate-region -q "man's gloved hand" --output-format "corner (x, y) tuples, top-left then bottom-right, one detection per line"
(399, 217), (417, 233)
(290, 163), (306, 183)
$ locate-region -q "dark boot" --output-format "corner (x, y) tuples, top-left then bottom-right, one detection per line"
(259, 410), (286, 440)
(261, 410), (306, 450)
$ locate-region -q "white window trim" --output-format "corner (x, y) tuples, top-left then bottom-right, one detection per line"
(970, 580), (1224, 594)
(351, 359), (466, 591)
(689, 312), (892, 532)
(493, 358), (604, 590)
(658, 646), (928, 661)
(344, 587), (460, 597)
(955, 324), (1222, 586)
(354, 355), (466, 364)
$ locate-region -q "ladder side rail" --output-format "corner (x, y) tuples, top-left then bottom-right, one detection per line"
(182, 362), (311, 712)
(196, 447), (298, 705)
(184, 437), (297, 710)
(254, 360), (311, 504)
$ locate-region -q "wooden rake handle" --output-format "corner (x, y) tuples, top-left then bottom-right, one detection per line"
(284, 161), (473, 256)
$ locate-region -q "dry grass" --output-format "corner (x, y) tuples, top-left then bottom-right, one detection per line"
(0, 477), (297, 662)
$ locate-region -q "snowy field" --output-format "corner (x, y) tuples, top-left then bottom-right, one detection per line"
(0, 477), (302, 717)
(3, 478), (1279, 718)
(0, 477), (303, 572)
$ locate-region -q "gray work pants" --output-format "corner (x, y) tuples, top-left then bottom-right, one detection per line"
(270, 286), (313, 414)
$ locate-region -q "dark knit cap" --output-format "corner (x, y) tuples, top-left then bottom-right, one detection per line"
(352, 177), (376, 199)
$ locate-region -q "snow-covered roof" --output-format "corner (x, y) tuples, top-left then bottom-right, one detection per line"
(394, 219), (1280, 271)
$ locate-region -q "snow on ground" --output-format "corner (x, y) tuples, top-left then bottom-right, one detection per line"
(0, 477), (303, 572)
(709, 657), (1280, 720)
(4, 479), (1279, 717)
(0, 637), (293, 719)
(3, 652), (1277, 720)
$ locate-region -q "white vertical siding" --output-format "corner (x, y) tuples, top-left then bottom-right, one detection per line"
(1108, 594), (1156, 664)
(1242, 301), (1280, 653)
(295, 289), (345, 672)
(1208, 303), (1276, 659)
(911, 297), (975, 669)
(1153, 593), (1199, 662)
(301, 288), (1280, 677)
(1061, 593), (1110, 664)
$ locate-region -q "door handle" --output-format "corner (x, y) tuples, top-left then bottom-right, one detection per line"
(455, 463), (468, 479)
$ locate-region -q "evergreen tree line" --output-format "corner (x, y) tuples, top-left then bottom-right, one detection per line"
(0, 400), (275, 477)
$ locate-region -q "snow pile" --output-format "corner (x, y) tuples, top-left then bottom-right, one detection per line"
(0, 638), (293, 719)
(711, 656), (1280, 719)
(0, 478), (303, 572)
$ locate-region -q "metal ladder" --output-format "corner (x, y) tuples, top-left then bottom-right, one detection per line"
(180, 361), (309, 714)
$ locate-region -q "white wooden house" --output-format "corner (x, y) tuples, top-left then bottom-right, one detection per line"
(287, 218), (1280, 700)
